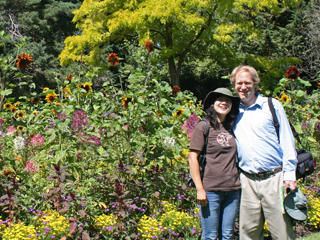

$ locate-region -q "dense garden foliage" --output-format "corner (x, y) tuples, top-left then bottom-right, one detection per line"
(0, 42), (319, 239)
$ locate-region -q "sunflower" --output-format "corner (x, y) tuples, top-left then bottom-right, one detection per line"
(122, 97), (131, 109)
(3, 103), (12, 110)
(32, 110), (38, 116)
(45, 92), (57, 103)
(107, 53), (119, 66)
(172, 86), (181, 96)
(77, 84), (84, 89)
(286, 67), (300, 80)
(16, 52), (33, 70)
(280, 94), (290, 102)
(43, 87), (50, 92)
(145, 40), (154, 52)
(14, 102), (21, 107)
(63, 87), (71, 97)
(65, 74), (74, 83)
(17, 125), (24, 131)
(54, 101), (61, 106)
(10, 106), (17, 113)
(31, 97), (41, 104)
(16, 111), (26, 119)
(173, 107), (184, 118)
(83, 82), (92, 92)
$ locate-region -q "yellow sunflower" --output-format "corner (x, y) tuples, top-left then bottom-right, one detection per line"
(63, 87), (71, 97)
(280, 94), (290, 102)
(32, 110), (38, 116)
(13, 102), (20, 107)
(43, 87), (50, 92)
(17, 125), (24, 131)
(16, 111), (26, 119)
(54, 101), (61, 106)
(10, 106), (17, 113)
(83, 82), (92, 92)
(173, 107), (185, 118)
(3, 103), (12, 110)
(45, 92), (57, 103)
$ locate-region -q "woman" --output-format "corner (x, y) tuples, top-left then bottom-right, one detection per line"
(189, 88), (240, 240)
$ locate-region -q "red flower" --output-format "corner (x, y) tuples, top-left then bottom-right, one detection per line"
(65, 74), (74, 82)
(16, 52), (33, 70)
(107, 53), (119, 66)
(286, 67), (300, 79)
(172, 86), (181, 96)
(145, 40), (154, 52)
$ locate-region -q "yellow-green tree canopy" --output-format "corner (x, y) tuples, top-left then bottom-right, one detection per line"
(59, 0), (300, 86)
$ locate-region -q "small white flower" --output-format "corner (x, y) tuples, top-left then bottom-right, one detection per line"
(163, 137), (175, 148)
(14, 136), (25, 151)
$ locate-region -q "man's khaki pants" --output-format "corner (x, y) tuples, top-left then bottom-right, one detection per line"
(239, 171), (295, 240)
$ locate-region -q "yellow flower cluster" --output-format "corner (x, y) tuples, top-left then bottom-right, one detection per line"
(306, 193), (320, 229)
(0, 216), (5, 230)
(94, 214), (118, 235)
(138, 201), (201, 239)
(37, 210), (69, 236)
(1, 222), (37, 240)
(159, 204), (196, 232)
(138, 215), (162, 239)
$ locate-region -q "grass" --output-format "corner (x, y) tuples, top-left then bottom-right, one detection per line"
(298, 232), (320, 239)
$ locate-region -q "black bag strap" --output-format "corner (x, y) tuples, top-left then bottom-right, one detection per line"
(199, 120), (210, 155)
(268, 97), (280, 141)
(267, 97), (302, 146)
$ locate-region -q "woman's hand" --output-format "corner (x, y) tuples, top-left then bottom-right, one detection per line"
(197, 188), (208, 207)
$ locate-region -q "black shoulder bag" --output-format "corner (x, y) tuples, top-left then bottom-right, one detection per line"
(187, 120), (210, 188)
(268, 97), (314, 180)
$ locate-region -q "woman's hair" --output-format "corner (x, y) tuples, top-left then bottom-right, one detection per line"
(205, 94), (239, 132)
(230, 65), (260, 91)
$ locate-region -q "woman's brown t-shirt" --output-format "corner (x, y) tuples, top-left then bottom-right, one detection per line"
(189, 120), (241, 191)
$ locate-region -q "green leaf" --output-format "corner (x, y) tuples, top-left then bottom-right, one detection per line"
(0, 89), (13, 96)
(295, 90), (305, 98)
(307, 137), (317, 143)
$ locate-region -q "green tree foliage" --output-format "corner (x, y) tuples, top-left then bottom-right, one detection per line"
(59, 0), (301, 86)
(0, 0), (83, 95)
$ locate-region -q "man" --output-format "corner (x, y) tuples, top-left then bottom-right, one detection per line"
(230, 65), (297, 240)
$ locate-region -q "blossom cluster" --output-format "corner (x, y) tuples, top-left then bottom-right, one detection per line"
(181, 113), (199, 139)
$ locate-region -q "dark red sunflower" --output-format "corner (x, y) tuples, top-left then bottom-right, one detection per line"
(64, 74), (74, 84)
(172, 86), (181, 96)
(107, 53), (119, 66)
(16, 52), (33, 70)
(31, 97), (41, 104)
(145, 40), (154, 52)
(286, 67), (300, 80)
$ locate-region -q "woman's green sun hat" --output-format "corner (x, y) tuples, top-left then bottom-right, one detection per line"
(203, 88), (240, 111)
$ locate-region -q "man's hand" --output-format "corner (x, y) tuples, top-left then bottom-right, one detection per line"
(284, 180), (297, 191)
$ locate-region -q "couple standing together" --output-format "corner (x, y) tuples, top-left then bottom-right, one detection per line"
(189, 65), (297, 240)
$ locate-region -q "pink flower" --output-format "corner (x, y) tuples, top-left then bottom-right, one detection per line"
(25, 159), (39, 174)
(7, 126), (16, 132)
(31, 134), (44, 146)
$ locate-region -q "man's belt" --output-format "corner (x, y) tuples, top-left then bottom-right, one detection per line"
(242, 166), (282, 180)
